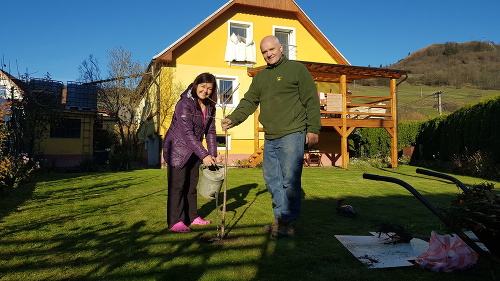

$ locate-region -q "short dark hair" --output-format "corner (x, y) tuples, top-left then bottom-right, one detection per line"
(191, 72), (218, 106)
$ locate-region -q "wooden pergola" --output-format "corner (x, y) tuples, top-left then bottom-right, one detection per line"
(247, 61), (409, 169)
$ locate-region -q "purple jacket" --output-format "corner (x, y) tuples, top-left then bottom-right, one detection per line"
(163, 85), (217, 169)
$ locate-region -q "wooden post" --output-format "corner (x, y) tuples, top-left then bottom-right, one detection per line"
(340, 74), (349, 169)
(436, 90), (443, 115)
(254, 109), (259, 152)
(390, 78), (398, 168)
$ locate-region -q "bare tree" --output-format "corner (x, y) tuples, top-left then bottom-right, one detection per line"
(79, 48), (146, 156)
(78, 54), (101, 82)
(104, 47), (146, 154)
(158, 66), (184, 133)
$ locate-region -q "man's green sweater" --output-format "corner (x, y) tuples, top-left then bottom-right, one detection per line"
(227, 57), (321, 140)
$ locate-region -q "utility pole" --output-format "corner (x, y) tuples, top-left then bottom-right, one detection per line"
(433, 91), (443, 115)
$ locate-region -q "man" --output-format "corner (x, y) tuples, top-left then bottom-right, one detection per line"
(221, 35), (321, 238)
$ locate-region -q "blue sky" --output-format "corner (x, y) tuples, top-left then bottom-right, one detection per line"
(2, 0), (498, 82)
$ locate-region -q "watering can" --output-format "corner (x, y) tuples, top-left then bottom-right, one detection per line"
(199, 164), (225, 200)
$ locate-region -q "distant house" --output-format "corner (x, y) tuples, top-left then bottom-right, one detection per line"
(0, 70), (26, 122)
(0, 70), (25, 100)
(136, 0), (408, 168)
(0, 69), (115, 168)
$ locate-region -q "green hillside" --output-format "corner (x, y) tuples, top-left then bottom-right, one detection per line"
(348, 84), (500, 122)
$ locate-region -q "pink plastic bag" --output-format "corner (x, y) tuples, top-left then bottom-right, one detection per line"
(415, 231), (478, 272)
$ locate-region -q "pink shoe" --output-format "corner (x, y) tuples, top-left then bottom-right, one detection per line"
(191, 216), (211, 225)
(170, 221), (191, 233)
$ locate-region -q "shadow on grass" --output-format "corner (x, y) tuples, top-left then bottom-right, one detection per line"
(0, 181), (37, 221)
(0, 172), (92, 222)
(0, 171), (498, 281)
(198, 183), (261, 217)
(3, 196), (494, 280)
(199, 183), (269, 238)
(0, 172), (108, 221)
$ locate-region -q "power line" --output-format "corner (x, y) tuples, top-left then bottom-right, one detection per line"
(398, 92), (436, 107)
(82, 72), (152, 85)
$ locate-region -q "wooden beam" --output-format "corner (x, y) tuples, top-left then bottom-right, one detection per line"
(339, 75), (349, 169)
(321, 118), (394, 128)
(384, 127), (395, 138)
(390, 78), (398, 168)
(346, 127), (356, 136)
(249, 61), (409, 81)
(331, 125), (342, 135)
(347, 102), (391, 108)
(254, 109), (260, 152)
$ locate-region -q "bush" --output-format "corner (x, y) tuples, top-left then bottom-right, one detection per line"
(109, 152), (135, 171)
(77, 157), (102, 173)
(349, 122), (422, 161)
(451, 150), (499, 179)
(418, 96), (500, 165)
(350, 128), (393, 159)
(350, 96), (500, 179)
(398, 121), (422, 148)
(0, 154), (40, 192)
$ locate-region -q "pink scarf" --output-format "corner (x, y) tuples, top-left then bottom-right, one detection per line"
(202, 107), (207, 123)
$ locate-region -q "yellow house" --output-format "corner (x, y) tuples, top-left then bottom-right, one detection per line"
(0, 70), (115, 168)
(137, 0), (353, 167)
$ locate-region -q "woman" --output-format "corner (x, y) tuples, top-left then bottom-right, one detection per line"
(163, 73), (218, 233)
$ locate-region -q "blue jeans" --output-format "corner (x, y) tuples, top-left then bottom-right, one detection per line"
(262, 131), (306, 222)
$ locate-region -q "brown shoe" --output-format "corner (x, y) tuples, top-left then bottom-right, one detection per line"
(262, 219), (279, 233)
(286, 220), (296, 237)
(272, 220), (296, 238)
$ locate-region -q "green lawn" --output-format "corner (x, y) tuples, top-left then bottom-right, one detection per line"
(1, 165), (498, 280)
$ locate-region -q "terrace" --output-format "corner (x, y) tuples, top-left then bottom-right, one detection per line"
(247, 61), (409, 168)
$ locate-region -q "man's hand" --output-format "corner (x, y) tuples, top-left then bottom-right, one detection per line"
(305, 133), (319, 148)
(221, 118), (233, 131)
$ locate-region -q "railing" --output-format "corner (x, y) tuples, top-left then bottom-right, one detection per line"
(320, 93), (394, 120)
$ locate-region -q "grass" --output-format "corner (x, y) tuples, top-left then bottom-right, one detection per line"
(1, 165), (499, 280)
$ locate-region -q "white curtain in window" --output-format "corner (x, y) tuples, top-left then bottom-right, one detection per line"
(224, 33), (256, 63)
(245, 34), (256, 63)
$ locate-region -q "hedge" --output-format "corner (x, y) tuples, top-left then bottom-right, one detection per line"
(416, 96), (500, 162)
(350, 95), (500, 164)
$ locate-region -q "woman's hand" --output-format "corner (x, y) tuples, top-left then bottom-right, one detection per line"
(202, 155), (216, 167)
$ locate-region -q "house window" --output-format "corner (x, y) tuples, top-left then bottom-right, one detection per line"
(225, 20), (256, 65)
(274, 26), (296, 60)
(0, 86), (6, 99)
(216, 75), (239, 108)
(216, 134), (231, 151)
(230, 24), (247, 39)
(50, 118), (81, 138)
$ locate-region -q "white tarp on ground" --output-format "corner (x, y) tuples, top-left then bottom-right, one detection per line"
(335, 232), (429, 268)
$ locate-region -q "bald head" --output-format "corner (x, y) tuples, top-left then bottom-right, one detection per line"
(261, 35), (280, 46)
(260, 35), (283, 65)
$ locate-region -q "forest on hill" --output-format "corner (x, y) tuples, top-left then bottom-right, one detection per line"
(391, 41), (500, 90)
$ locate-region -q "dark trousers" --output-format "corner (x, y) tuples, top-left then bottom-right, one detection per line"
(167, 154), (200, 228)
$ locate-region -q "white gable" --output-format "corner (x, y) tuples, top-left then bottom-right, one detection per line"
(0, 74), (23, 100)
